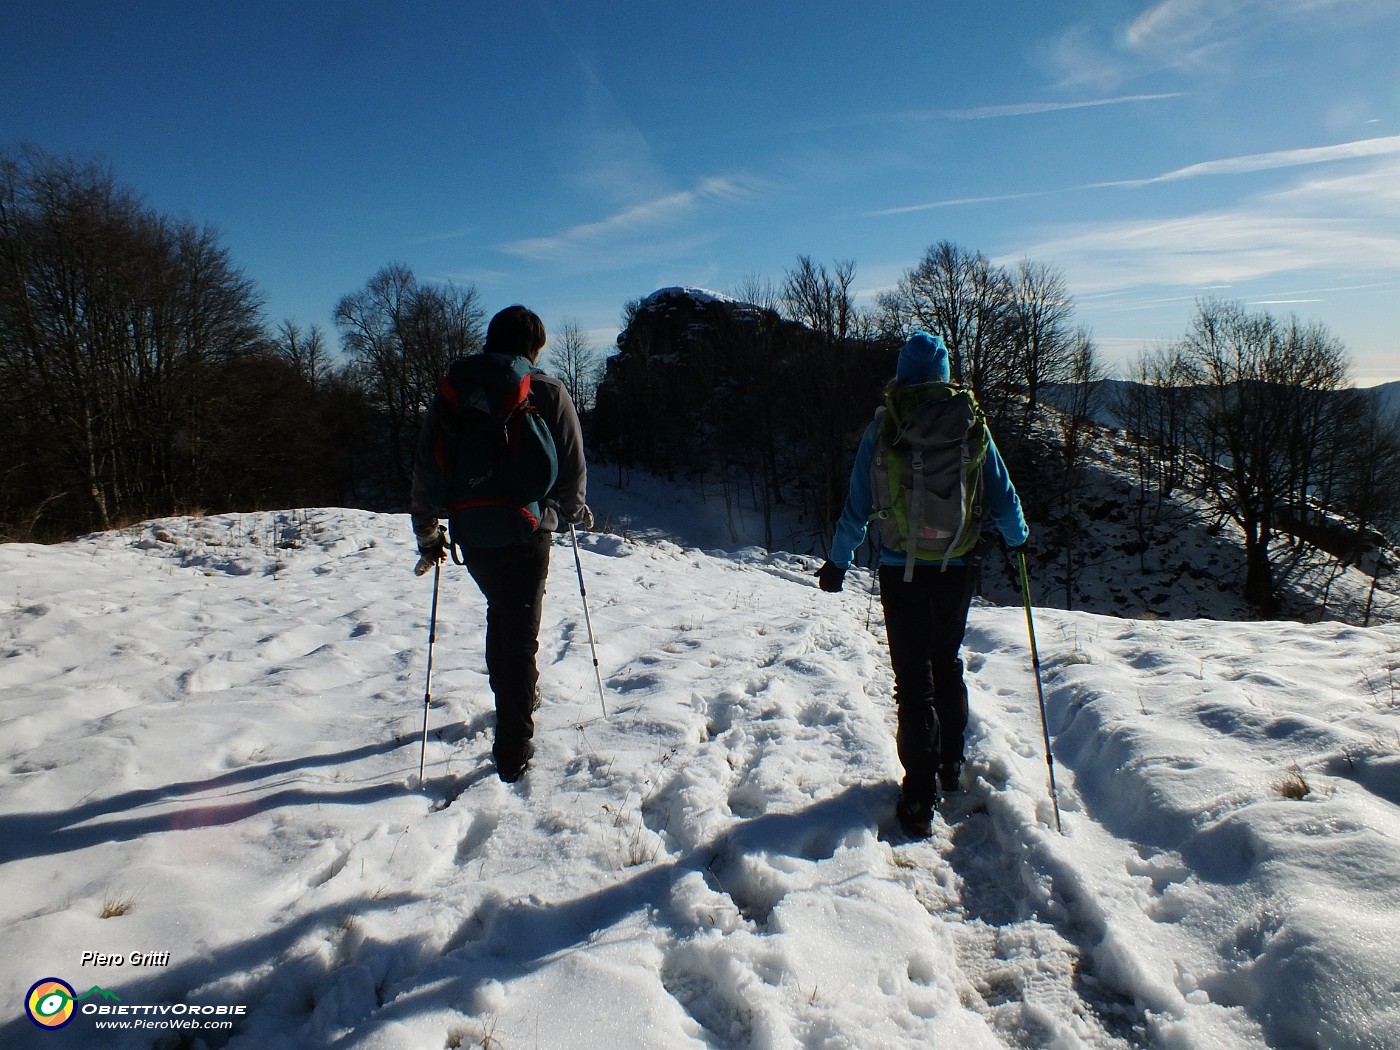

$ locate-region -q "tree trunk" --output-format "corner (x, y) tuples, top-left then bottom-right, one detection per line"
(1242, 531), (1277, 615)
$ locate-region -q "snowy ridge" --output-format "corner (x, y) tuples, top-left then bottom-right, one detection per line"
(637, 286), (744, 310)
(2, 509), (1399, 1049)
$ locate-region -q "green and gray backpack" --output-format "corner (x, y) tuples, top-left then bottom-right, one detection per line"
(870, 381), (989, 580)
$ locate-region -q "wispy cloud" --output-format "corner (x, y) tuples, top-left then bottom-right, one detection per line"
(1125, 0), (1381, 62)
(1040, 26), (1135, 92)
(529, 15), (678, 210)
(868, 188), (1068, 217)
(499, 176), (755, 262)
(410, 225), (477, 247)
(838, 92), (1181, 129)
(1124, 0), (1229, 64)
(942, 93), (1183, 120)
(1006, 181), (1400, 296)
(1109, 135), (1400, 187)
(1047, 0), (1389, 89)
(975, 152), (1400, 384)
(1267, 154), (1400, 215)
(1005, 216), (1400, 337)
(870, 135), (1400, 215)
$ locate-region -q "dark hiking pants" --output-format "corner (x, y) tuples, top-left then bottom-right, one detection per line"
(463, 532), (551, 769)
(878, 561), (978, 802)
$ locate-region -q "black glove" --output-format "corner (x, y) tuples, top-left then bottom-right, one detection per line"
(1005, 530), (1029, 555)
(414, 525), (448, 576)
(817, 560), (847, 593)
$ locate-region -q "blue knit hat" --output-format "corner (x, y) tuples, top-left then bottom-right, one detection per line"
(895, 332), (950, 383)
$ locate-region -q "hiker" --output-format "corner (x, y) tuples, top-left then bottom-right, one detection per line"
(410, 305), (591, 783)
(817, 332), (1028, 837)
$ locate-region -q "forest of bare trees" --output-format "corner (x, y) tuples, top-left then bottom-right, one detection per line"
(0, 149), (503, 539)
(4, 146), (1395, 617)
(1116, 299), (1400, 615)
(2, 147), (317, 535)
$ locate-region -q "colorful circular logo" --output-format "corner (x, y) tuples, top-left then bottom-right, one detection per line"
(26, 978), (77, 1029)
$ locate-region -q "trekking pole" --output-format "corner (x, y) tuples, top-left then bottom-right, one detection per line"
(569, 523), (608, 719)
(1017, 550), (1063, 834)
(864, 535), (880, 633)
(418, 556), (442, 789)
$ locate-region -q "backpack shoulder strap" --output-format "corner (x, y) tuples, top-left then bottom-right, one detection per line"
(867, 406), (892, 526)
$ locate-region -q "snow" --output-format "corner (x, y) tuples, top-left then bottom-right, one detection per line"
(637, 286), (743, 310)
(3, 501), (1399, 1049)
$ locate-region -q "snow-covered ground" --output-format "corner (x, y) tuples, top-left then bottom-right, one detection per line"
(3, 506), (1399, 1049)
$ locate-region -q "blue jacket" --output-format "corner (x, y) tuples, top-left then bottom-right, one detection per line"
(828, 408), (1029, 570)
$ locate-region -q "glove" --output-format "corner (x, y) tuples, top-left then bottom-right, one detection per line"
(414, 525), (448, 577)
(570, 505), (594, 530)
(816, 560), (847, 593)
(1006, 529), (1030, 555)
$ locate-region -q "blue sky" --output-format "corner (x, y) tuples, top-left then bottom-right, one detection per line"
(4, 1), (1399, 383)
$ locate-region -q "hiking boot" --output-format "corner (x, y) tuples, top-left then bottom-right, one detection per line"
(939, 761), (963, 793)
(495, 741), (535, 784)
(895, 793), (935, 839)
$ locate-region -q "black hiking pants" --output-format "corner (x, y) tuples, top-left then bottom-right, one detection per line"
(878, 561), (978, 802)
(463, 531), (551, 770)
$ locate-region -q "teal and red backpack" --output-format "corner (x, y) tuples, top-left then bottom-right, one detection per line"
(421, 352), (558, 551)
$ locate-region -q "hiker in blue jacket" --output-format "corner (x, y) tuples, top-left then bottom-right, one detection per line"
(817, 332), (1029, 838)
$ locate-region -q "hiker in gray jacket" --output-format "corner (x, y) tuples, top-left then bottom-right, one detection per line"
(817, 332), (1029, 837)
(411, 305), (590, 782)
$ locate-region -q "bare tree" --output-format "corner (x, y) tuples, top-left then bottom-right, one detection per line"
(1114, 343), (1197, 572)
(1048, 330), (1106, 608)
(544, 319), (603, 413)
(1177, 299), (1353, 613)
(877, 241), (1017, 428)
(782, 257), (863, 546)
(1345, 397), (1400, 624)
(334, 264), (484, 492)
(729, 272), (782, 313)
(271, 320), (332, 390)
(1008, 258), (1076, 423)
(783, 256), (855, 342)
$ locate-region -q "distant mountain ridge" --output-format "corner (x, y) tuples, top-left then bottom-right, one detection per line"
(1369, 379), (1400, 419)
(1041, 378), (1400, 430)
